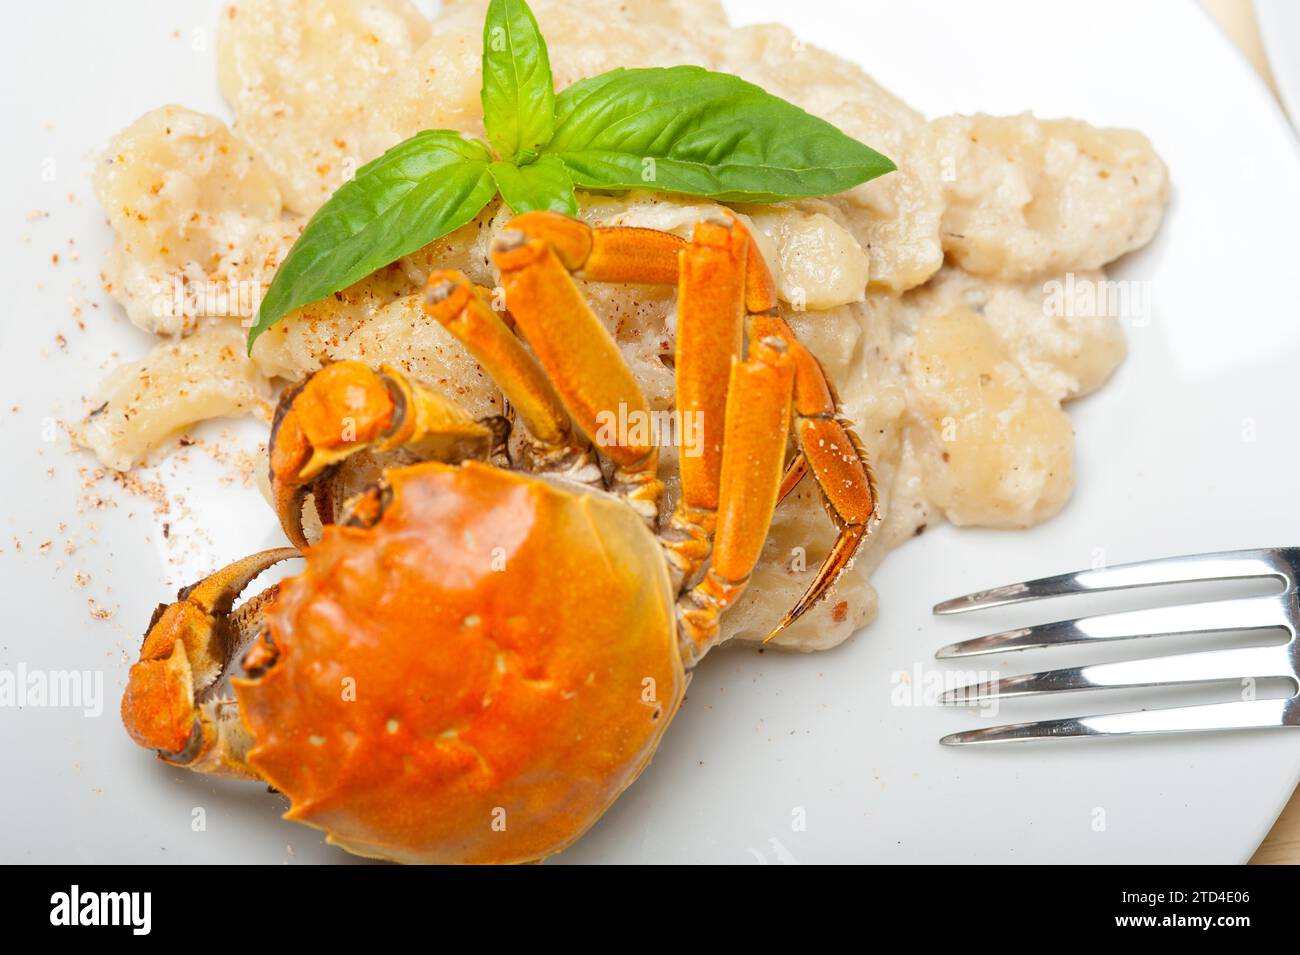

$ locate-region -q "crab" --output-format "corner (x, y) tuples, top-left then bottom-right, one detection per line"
(121, 210), (878, 864)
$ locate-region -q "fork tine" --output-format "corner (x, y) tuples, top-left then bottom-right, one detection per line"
(940, 644), (1296, 704)
(940, 698), (1299, 744)
(932, 548), (1293, 615)
(935, 594), (1292, 659)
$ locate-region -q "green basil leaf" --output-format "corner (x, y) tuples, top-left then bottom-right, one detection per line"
(546, 66), (895, 203)
(481, 0), (555, 162)
(247, 131), (497, 351)
(490, 156), (578, 214)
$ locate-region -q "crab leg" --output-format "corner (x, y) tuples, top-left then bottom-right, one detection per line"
(422, 270), (599, 481)
(491, 215), (670, 522)
(503, 211), (685, 285)
(750, 313), (879, 640)
(676, 336), (794, 665)
(778, 452), (810, 503)
(269, 361), (494, 546)
(121, 548), (298, 777)
(656, 216), (748, 586)
(663, 213), (791, 589)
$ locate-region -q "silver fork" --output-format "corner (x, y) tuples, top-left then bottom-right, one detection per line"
(933, 547), (1300, 744)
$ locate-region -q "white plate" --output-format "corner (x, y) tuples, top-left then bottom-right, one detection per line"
(2, 0), (1299, 864)
(1256, 0), (1300, 128)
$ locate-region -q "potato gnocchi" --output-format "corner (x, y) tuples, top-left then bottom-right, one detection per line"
(93, 105), (289, 335)
(82, 322), (270, 472)
(81, 0), (1167, 650)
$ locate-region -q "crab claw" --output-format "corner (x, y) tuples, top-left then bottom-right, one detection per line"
(268, 361), (496, 547)
(268, 362), (398, 548)
(121, 548), (298, 772)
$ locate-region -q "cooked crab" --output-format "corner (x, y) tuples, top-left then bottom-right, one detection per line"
(121, 211), (877, 863)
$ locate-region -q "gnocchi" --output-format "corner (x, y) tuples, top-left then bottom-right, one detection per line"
(80, 0), (1168, 650)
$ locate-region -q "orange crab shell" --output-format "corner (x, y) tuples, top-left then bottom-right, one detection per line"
(233, 460), (685, 864)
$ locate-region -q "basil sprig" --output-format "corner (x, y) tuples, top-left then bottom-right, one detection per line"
(249, 133), (496, 349)
(550, 67), (895, 203)
(480, 0), (554, 163)
(247, 0), (895, 350)
(488, 156), (579, 215)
